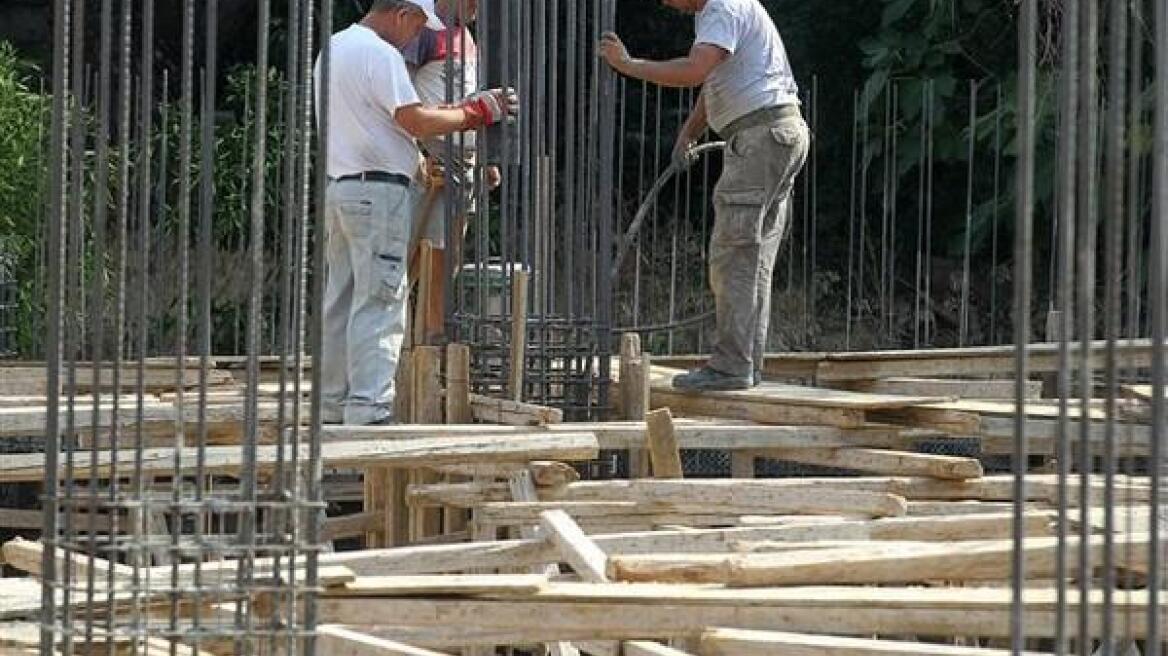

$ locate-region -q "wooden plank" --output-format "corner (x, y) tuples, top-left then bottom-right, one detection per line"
(322, 421), (911, 451)
(763, 447), (984, 480)
(412, 346), (444, 425)
(317, 625), (454, 656)
(540, 479), (918, 513)
(0, 366), (233, 395)
(0, 433), (600, 482)
(620, 333), (652, 478)
(698, 628), (1043, 656)
(508, 470), (582, 656)
(540, 510), (609, 582)
(412, 239), (435, 346)
(623, 642), (695, 656)
(478, 486), (907, 523)
(317, 584), (1164, 639)
(445, 344), (473, 424)
(814, 338), (1160, 381)
(644, 408), (683, 478)
(840, 377), (1043, 400)
(509, 270), (530, 401)
(0, 401), (290, 438)
(469, 394), (563, 426)
(1, 538), (356, 589)
(650, 389), (868, 427)
(649, 367), (952, 409)
(326, 511), (384, 542)
(608, 533), (1162, 585)
(333, 574), (548, 597)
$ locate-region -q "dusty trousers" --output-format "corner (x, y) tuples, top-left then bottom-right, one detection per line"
(707, 112), (810, 378)
(320, 178), (417, 425)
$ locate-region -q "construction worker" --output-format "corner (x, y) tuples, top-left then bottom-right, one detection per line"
(315, 0), (517, 425)
(402, 0), (501, 345)
(599, 0), (809, 391)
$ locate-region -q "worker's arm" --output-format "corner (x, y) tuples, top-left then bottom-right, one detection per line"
(598, 32), (727, 88)
(677, 89), (709, 145)
(396, 88), (519, 140)
(396, 104), (470, 140)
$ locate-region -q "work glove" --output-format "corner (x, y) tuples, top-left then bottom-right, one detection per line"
(461, 88), (519, 130)
(671, 135), (698, 171)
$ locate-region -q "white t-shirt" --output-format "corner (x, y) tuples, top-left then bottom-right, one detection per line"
(314, 24), (422, 179)
(694, 0), (799, 133)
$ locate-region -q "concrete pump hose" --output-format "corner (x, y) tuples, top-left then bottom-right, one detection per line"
(611, 141), (726, 279)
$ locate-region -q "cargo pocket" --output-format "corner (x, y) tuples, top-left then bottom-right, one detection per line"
(712, 188), (766, 246)
(372, 245), (407, 303)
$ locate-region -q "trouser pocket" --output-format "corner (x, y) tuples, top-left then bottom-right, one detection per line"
(712, 188), (766, 246)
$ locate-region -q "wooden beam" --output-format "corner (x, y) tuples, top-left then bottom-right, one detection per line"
(540, 510), (609, 582)
(763, 447), (984, 480)
(608, 533), (1161, 586)
(322, 421), (911, 452)
(839, 377), (1043, 401)
(813, 338), (1160, 381)
(317, 625), (454, 656)
(698, 628), (1044, 656)
(508, 470), (582, 656)
(509, 269), (530, 401)
(469, 393), (563, 426)
(623, 642), (695, 656)
(332, 574), (548, 597)
(317, 583), (1163, 639)
(644, 408), (684, 478)
(0, 432), (600, 482)
(445, 344), (473, 424)
(650, 389), (868, 427)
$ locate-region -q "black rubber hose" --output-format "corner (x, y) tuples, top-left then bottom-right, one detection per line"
(610, 141), (726, 279)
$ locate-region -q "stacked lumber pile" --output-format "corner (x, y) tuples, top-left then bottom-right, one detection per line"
(0, 338), (1160, 654)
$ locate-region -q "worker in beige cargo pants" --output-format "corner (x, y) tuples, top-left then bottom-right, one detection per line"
(600, 0), (809, 391)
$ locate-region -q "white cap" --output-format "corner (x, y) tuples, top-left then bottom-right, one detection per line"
(405, 0), (446, 30)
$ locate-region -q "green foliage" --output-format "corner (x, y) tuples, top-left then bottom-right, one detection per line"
(0, 42), (49, 354)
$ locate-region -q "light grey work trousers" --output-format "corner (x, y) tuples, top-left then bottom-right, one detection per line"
(320, 178), (418, 425)
(707, 112), (811, 378)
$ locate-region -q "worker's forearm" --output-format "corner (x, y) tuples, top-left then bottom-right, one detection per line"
(400, 106), (472, 140)
(615, 57), (707, 88)
(681, 91), (708, 139)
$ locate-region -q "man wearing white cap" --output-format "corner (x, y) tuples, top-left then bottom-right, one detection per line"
(315, 0), (517, 425)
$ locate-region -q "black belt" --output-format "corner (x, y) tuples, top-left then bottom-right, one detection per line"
(721, 104), (802, 139)
(334, 171), (412, 186)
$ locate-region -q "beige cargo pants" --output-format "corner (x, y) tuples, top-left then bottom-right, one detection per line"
(707, 112), (810, 379)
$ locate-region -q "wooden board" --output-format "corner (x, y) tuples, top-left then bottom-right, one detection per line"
(469, 394), (563, 426)
(839, 377), (1043, 400)
(698, 628), (1044, 656)
(317, 583), (1164, 639)
(0, 433), (599, 482)
(763, 447), (983, 480)
(322, 422), (911, 451)
(334, 575), (548, 597)
(608, 533), (1160, 585)
(644, 409), (683, 478)
(317, 625), (455, 656)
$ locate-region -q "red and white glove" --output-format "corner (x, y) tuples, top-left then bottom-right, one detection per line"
(461, 88), (519, 130)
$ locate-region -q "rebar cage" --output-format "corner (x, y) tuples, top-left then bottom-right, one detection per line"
(38, 0), (328, 653)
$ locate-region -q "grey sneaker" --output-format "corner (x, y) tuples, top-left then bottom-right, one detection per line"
(672, 366), (752, 391)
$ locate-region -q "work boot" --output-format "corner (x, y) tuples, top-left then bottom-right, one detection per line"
(672, 366), (752, 392)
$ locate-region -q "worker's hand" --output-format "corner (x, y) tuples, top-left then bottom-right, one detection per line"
(485, 165), (502, 190)
(461, 88), (519, 129)
(671, 133), (698, 171)
(598, 32), (632, 72)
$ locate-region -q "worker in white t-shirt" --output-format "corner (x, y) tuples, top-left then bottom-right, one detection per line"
(314, 0), (517, 425)
(402, 0), (500, 345)
(600, 0), (809, 392)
